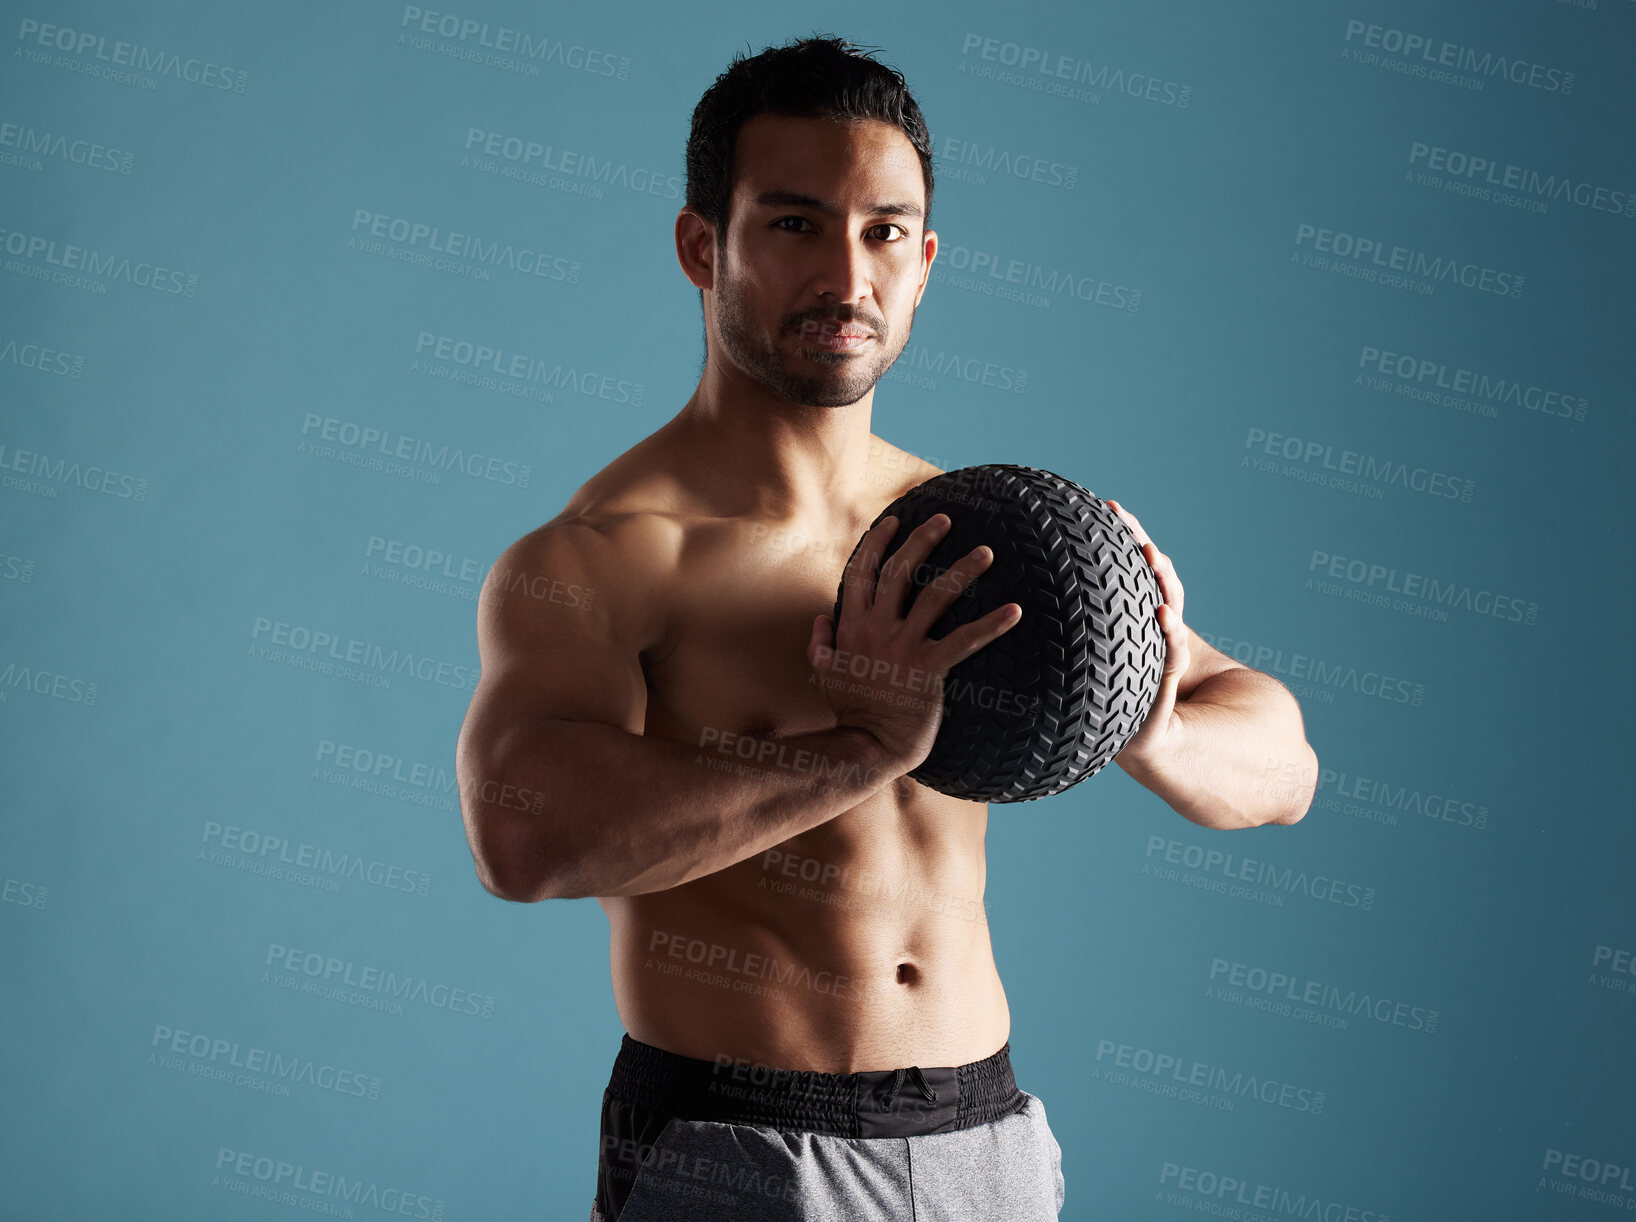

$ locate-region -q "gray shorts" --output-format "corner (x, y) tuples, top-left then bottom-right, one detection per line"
(591, 1034), (1065, 1221)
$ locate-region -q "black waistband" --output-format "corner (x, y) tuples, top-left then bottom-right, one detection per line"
(603, 1033), (1026, 1138)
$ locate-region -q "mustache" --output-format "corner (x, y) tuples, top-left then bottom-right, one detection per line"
(787, 308), (887, 335)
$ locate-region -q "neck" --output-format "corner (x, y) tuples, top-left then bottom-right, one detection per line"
(669, 355), (880, 527)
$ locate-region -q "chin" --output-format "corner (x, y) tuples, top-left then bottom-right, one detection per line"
(808, 384), (876, 408)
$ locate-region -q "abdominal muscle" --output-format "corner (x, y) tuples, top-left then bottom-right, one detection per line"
(598, 781), (1011, 1075)
(581, 441), (1010, 1075)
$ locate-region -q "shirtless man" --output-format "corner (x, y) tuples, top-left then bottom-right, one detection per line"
(455, 36), (1319, 1222)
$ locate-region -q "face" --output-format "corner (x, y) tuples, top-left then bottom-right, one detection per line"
(704, 114), (936, 408)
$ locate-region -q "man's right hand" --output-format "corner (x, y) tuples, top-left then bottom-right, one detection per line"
(807, 513), (1023, 772)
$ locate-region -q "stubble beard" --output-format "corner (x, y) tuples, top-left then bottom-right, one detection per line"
(713, 256), (912, 409)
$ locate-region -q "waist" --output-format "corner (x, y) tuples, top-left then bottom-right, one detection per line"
(603, 1032), (1026, 1138)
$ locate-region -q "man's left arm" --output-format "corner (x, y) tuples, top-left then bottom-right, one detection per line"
(1105, 500), (1319, 830)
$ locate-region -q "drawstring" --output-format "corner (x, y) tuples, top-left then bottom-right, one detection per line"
(881, 1065), (938, 1111)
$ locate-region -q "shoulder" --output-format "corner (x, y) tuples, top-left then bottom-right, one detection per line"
(868, 434), (947, 501)
(484, 472), (688, 663)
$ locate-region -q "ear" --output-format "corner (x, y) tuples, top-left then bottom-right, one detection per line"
(675, 208), (717, 292)
(912, 227), (938, 310)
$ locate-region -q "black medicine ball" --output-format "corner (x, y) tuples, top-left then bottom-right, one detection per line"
(832, 465), (1167, 803)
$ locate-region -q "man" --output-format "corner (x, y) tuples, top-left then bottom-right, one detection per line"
(455, 36), (1318, 1222)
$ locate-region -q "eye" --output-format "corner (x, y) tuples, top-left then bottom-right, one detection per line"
(771, 216), (910, 242)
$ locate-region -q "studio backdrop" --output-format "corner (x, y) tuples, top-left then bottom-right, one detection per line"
(2, 1), (1632, 1219)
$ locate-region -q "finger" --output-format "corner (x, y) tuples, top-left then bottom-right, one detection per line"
(1143, 542), (1169, 600)
(904, 540), (992, 638)
(1106, 499), (1150, 549)
(927, 600), (1022, 672)
(808, 613), (833, 671)
(1160, 604), (1190, 676)
(842, 515), (898, 622)
(875, 513), (951, 624)
(1124, 513), (1150, 550)
(1141, 544), (1184, 623)
(1156, 551), (1184, 622)
(1135, 606), (1186, 731)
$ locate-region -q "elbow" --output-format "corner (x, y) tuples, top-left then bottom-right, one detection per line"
(458, 742), (584, 900)
(472, 854), (553, 903)
(1268, 801), (1309, 828)
(464, 801), (585, 903)
(1265, 743), (1319, 827)
(471, 842), (577, 903)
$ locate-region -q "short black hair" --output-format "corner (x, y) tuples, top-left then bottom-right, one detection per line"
(685, 35), (935, 243)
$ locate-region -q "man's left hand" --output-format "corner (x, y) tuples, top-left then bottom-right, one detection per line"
(1105, 498), (1189, 772)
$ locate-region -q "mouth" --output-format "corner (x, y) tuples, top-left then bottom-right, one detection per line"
(794, 318), (875, 351)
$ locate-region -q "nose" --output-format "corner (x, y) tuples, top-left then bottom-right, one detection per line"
(812, 231), (872, 304)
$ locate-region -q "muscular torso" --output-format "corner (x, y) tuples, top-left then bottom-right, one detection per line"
(564, 433), (1009, 1074)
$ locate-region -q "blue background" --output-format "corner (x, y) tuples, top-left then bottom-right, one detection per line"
(3, 1), (1633, 1218)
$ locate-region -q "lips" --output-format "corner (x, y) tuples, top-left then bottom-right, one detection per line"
(814, 322), (872, 338)
(796, 318), (875, 348)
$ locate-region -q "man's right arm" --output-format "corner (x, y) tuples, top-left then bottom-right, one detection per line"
(455, 518), (904, 903)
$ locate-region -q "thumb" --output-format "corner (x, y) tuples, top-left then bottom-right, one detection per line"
(808, 614), (832, 670)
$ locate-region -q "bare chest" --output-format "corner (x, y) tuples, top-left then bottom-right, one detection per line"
(642, 522), (857, 747)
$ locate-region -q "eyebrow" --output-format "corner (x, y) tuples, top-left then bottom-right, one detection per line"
(752, 189), (923, 220)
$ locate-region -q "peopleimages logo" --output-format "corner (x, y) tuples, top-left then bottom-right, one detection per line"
(1206, 958), (1439, 1033)
(398, 6), (631, 80)
(249, 617), (479, 692)
(1540, 1149), (1636, 1210)
(1196, 631), (1427, 707)
(1158, 1162), (1391, 1222)
(13, 18), (250, 92)
(1341, 19), (1575, 93)
(0, 440), (150, 500)
(1093, 1037), (1326, 1114)
(461, 128), (678, 200)
(1293, 223), (1523, 298)
(213, 1146), (444, 1218)
(933, 134), (1078, 190)
(297, 413), (531, 488)
(1355, 345), (1589, 422)
(349, 209), (580, 283)
(958, 33), (1192, 107)
(0, 336), (85, 377)
(937, 244), (1141, 310)
(1144, 836), (1377, 910)
(1307, 549), (1540, 626)
(1315, 764), (1490, 831)
(1242, 426), (1476, 503)
(886, 342), (1028, 394)
(199, 821), (431, 897)
(1407, 143), (1633, 218)
(0, 225), (197, 294)
(0, 660), (98, 704)
(0, 119), (133, 174)
(151, 1023), (382, 1100)
(262, 942), (496, 1019)
(410, 332), (644, 406)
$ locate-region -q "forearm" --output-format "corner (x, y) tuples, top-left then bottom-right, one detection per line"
(1118, 668), (1318, 830)
(465, 721), (901, 900)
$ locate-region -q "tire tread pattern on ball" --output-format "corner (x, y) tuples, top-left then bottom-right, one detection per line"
(832, 464), (1166, 803)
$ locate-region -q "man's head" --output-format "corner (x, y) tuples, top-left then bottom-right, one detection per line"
(685, 36), (935, 244)
(676, 36), (938, 408)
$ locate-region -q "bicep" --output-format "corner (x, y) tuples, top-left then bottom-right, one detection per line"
(458, 524), (649, 785)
